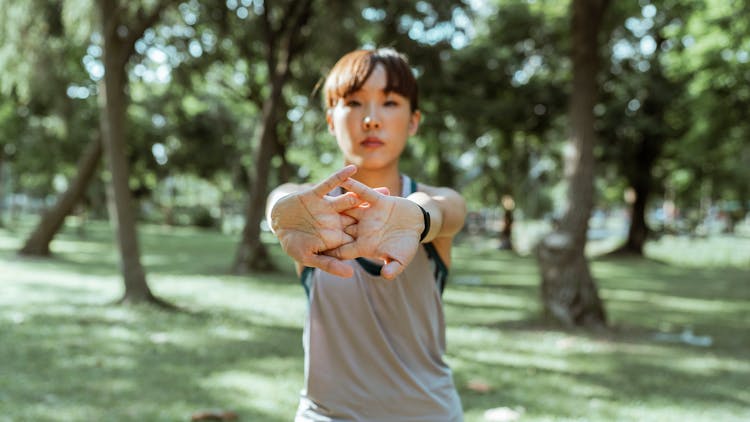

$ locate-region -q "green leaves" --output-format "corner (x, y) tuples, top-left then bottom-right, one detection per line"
(2, 0), (747, 225)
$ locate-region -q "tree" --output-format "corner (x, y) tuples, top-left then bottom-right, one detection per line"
(20, 136), (102, 255)
(0, 96), (25, 228)
(1, 0), (103, 252)
(596, 1), (694, 255)
(667, 0), (750, 231)
(428, 1), (568, 249)
(96, 0), (177, 305)
(230, 0), (314, 274)
(536, 0), (609, 327)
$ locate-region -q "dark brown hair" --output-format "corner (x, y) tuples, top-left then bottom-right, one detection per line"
(323, 48), (419, 112)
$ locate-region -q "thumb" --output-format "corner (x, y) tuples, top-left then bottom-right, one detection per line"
(323, 241), (360, 261)
(380, 260), (405, 280)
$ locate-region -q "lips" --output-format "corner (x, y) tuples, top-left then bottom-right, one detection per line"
(360, 137), (384, 148)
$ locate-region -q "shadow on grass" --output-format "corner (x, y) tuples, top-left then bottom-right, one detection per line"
(445, 242), (749, 419)
(451, 242), (749, 341)
(455, 343), (750, 420)
(2, 227), (299, 284)
(0, 302), (304, 421)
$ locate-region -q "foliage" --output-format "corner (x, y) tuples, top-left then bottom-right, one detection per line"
(0, 0), (98, 198)
(445, 0), (569, 215)
(597, 1), (694, 194)
(670, 0), (750, 213)
(1, 0), (748, 235)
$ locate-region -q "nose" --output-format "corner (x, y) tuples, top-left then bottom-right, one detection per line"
(362, 115), (381, 131)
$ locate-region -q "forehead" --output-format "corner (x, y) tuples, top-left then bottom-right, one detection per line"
(347, 65), (389, 95)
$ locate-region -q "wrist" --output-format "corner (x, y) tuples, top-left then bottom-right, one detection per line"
(416, 204), (431, 243)
(269, 193), (296, 235)
(407, 192), (442, 243)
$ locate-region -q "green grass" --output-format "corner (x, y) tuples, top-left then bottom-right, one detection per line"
(1, 220), (748, 421)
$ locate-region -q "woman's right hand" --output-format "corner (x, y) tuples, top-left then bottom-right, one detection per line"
(269, 165), (362, 277)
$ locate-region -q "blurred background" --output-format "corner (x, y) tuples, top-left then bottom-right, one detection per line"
(1, 1), (748, 421)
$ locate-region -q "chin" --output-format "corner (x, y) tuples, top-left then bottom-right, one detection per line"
(357, 160), (397, 172)
(345, 152), (399, 171)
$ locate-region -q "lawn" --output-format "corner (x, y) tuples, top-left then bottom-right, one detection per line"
(0, 220), (748, 421)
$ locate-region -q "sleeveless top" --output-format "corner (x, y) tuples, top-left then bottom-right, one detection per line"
(295, 175), (463, 422)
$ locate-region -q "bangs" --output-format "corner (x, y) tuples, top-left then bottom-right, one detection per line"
(324, 49), (419, 111)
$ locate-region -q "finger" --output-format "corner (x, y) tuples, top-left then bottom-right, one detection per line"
(328, 191), (362, 213)
(381, 260), (405, 280)
(339, 214), (357, 227)
(307, 254), (354, 278)
(340, 178), (383, 203)
(343, 224), (358, 238)
(312, 165), (357, 197)
(324, 241), (361, 261)
(314, 229), (354, 251)
(339, 214), (357, 226)
(340, 207), (366, 221)
(333, 232), (355, 247)
(374, 187), (390, 196)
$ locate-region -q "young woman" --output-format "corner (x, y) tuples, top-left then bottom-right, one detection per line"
(267, 48), (466, 421)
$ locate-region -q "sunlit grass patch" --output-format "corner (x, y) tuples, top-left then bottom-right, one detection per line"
(645, 234), (750, 268)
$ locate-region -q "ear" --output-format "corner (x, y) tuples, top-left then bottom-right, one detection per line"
(326, 110), (335, 135)
(408, 110), (421, 136)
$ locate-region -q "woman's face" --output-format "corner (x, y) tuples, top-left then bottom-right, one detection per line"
(327, 64), (421, 172)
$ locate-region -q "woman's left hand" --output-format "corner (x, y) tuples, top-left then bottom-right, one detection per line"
(323, 178), (424, 280)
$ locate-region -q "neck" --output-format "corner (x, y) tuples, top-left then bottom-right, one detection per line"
(347, 163), (402, 197)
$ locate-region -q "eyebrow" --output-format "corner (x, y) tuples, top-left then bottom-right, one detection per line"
(348, 88), (397, 96)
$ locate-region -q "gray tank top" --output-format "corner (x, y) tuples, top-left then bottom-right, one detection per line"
(295, 175), (463, 422)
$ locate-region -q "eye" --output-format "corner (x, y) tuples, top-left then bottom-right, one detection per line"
(384, 99), (399, 107)
(346, 99), (361, 107)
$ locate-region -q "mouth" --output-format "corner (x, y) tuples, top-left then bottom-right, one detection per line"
(360, 137), (385, 148)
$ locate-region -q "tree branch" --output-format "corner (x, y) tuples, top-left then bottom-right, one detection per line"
(123, 0), (179, 59)
(277, 0), (304, 38)
(261, 1), (276, 67)
(278, 0), (313, 79)
(287, 0), (313, 57)
(99, 0), (120, 42)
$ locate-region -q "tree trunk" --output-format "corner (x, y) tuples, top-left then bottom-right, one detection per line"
(614, 37), (669, 255)
(536, 0), (608, 328)
(738, 169), (750, 226)
(497, 129), (515, 251)
(232, 77), (282, 274)
(618, 139), (657, 255)
(275, 121), (295, 184)
(99, 0), (158, 305)
(435, 138), (456, 188)
(499, 207), (514, 250)
(0, 151), (5, 228)
(624, 178), (649, 254)
(611, 148), (656, 256)
(19, 136), (102, 256)
(231, 0), (312, 274)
